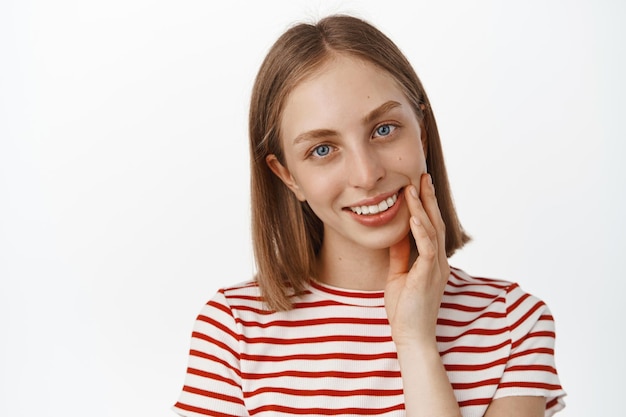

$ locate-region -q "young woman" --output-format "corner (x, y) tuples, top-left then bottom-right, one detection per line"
(173, 15), (566, 417)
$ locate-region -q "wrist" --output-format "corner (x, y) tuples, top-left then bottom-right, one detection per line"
(394, 338), (440, 359)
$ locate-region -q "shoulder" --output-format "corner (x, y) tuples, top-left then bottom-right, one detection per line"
(205, 279), (264, 312)
(220, 279), (263, 299)
(443, 267), (516, 314)
(444, 267), (555, 337)
(447, 270), (567, 414)
(190, 280), (263, 322)
(446, 267), (548, 308)
(448, 266), (516, 293)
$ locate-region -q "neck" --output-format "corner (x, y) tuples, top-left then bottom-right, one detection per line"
(315, 239), (391, 291)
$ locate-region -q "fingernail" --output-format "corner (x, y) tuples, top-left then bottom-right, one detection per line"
(428, 174), (435, 191)
(409, 185), (418, 198)
(411, 216), (420, 225)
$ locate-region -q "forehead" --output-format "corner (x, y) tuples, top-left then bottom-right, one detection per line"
(280, 55), (410, 139)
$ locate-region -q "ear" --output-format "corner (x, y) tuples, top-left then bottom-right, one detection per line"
(266, 154), (307, 201)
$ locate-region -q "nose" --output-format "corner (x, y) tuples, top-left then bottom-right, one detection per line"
(346, 145), (385, 189)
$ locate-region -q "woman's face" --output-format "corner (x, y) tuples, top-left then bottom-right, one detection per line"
(268, 54), (427, 252)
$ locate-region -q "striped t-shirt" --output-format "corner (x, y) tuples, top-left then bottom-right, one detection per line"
(173, 268), (566, 417)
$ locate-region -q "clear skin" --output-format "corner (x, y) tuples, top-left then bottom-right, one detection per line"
(267, 54), (544, 417)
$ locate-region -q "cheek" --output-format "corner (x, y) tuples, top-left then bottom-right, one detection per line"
(292, 168), (335, 200)
(389, 145), (426, 174)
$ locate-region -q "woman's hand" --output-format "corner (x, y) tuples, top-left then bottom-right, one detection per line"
(384, 173), (460, 417)
(385, 172), (450, 348)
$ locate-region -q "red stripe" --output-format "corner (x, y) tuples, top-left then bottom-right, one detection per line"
(237, 316), (389, 328)
(225, 294), (264, 303)
(189, 349), (236, 366)
(452, 378), (501, 390)
(547, 396), (561, 409)
(294, 300), (355, 308)
(440, 339), (511, 356)
(240, 334), (392, 345)
(207, 299), (233, 316)
(245, 386), (403, 398)
(457, 397), (492, 407)
(444, 356), (508, 372)
(241, 351), (397, 362)
(189, 349), (241, 377)
(242, 369), (400, 380)
(222, 281), (258, 292)
(506, 287), (528, 314)
(436, 326), (508, 343)
(192, 331), (239, 359)
(182, 385), (245, 405)
(443, 289), (502, 299)
(187, 367), (240, 387)
(449, 270), (510, 289)
(437, 310), (506, 327)
(505, 364), (558, 374)
(509, 300), (546, 333)
(230, 299), (344, 315)
(498, 381), (563, 390)
(174, 402), (241, 417)
(249, 403), (404, 416)
(512, 330), (555, 350)
(225, 291), (318, 305)
(510, 347), (554, 361)
(310, 281), (384, 298)
(197, 314), (239, 340)
(440, 299), (505, 313)
(229, 304), (276, 315)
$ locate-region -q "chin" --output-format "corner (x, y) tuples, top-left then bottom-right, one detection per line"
(361, 225), (411, 250)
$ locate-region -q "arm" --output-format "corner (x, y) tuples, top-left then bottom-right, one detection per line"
(485, 396), (546, 417)
(385, 173), (461, 417)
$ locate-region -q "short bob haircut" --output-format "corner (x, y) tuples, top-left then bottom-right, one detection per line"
(249, 15), (470, 311)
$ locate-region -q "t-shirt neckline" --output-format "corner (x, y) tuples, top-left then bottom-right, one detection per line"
(307, 280), (386, 307)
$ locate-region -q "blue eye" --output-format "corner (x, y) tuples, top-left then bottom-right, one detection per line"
(375, 124), (395, 137)
(312, 144), (331, 157)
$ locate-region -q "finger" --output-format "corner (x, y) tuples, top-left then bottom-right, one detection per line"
(419, 174), (445, 240)
(405, 183), (438, 251)
(407, 213), (437, 287)
(388, 234), (410, 279)
(419, 173), (450, 279)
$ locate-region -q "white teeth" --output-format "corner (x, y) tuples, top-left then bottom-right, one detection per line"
(350, 193), (398, 215)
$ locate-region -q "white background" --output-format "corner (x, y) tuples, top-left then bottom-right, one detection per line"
(1, 0), (624, 416)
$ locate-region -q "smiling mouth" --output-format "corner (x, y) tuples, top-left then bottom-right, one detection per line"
(349, 192), (399, 215)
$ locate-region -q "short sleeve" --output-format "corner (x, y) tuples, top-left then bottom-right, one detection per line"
(172, 290), (248, 417)
(494, 283), (566, 416)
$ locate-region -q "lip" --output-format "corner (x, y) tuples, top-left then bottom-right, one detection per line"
(343, 188), (405, 227)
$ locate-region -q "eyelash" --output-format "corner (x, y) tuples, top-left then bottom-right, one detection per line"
(373, 123), (398, 139)
(309, 144), (334, 158)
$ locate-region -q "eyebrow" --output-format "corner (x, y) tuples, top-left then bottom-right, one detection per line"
(361, 100), (402, 126)
(292, 100), (403, 146)
(293, 129), (338, 146)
